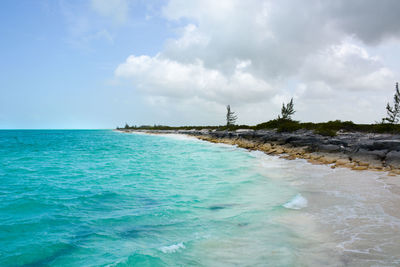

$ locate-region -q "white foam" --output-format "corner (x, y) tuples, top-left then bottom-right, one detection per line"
(157, 134), (199, 141)
(283, 194), (308, 210)
(248, 150), (268, 158)
(123, 131), (149, 136)
(127, 131), (201, 142)
(159, 242), (185, 253)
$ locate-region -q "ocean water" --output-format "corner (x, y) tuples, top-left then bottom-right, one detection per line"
(1, 130), (400, 266)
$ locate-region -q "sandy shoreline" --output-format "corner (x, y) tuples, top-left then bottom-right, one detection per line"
(117, 128), (400, 200)
(195, 134), (400, 176)
(116, 129), (400, 177)
(117, 128), (400, 265)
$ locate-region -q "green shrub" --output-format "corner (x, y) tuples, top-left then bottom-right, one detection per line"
(317, 120), (356, 131)
(314, 127), (337, 137)
(372, 123), (400, 134)
(277, 121), (302, 132)
(255, 118), (299, 130)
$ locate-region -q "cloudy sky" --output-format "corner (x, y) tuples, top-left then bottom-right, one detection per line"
(1, 0), (400, 128)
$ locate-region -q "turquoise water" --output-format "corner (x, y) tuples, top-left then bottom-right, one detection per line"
(0, 130), (309, 266)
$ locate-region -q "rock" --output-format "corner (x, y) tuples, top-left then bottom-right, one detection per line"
(183, 129), (400, 174)
(385, 151), (400, 168)
(327, 139), (348, 146)
(319, 156), (337, 164)
(308, 159), (323, 165)
(284, 136), (302, 144)
(290, 137), (321, 147)
(318, 144), (341, 153)
(372, 140), (400, 151)
(238, 131), (255, 139)
(310, 154), (323, 160)
(259, 143), (272, 151)
(390, 169), (400, 175)
(358, 161), (369, 167)
(281, 155), (296, 160)
(352, 166), (368, 171)
(350, 149), (386, 167)
(343, 163), (356, 168)
(335, 158), (351, 165)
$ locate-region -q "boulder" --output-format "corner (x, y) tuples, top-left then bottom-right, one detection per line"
(385, 151), (400, 168)
(318, 144), (341, 153)
(372, 140), (400, 151)
(335, 158), (351, 165)
(350, 149), (387, 166)
(319, 156), (337, 164)
(352, 166), (369, 171)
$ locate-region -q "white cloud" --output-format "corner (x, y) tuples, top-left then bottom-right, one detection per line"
(300, 42), (394, 94)
(115, 0), (400, 124)
(91, 0), (130, 24)
(115, 55), (275, 105)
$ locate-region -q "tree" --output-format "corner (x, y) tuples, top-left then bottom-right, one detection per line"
(383, 82), (400, 124)
(124, 123), (130, 129)
(226, 105), (237, 126)
(279, 98), (295, 120)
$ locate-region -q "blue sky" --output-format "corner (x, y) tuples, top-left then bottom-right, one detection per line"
(0, 0), (175, 128)
(1, 0), (400, 128)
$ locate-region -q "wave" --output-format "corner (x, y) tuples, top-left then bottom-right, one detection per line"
(283, 194), (308, 210)
(159, 242), (185, 253)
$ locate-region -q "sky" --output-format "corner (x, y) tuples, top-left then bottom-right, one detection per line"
(1, 0), (400, 129)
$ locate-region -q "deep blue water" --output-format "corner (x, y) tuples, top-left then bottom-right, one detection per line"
(0, 130), (306, 266)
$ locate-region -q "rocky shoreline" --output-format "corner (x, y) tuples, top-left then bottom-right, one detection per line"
(117, 128), (400, 176)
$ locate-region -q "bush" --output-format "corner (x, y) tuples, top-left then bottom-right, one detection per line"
(372, 123), (400, 134)
(318, 120), (356, 131)
(277, 121), (302, 132)
(255, 118), (298, 130)
(314, 127), (337, 137)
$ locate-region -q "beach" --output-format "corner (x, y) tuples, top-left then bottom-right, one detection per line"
(121, 129), (400, 265)
(121, 128), (400, 176)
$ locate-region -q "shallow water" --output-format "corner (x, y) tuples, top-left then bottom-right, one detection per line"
(0, 130), (399, 266)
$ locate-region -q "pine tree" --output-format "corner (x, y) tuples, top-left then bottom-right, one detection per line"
(383, 83), (400, 124)
(226, 105), (238, 126)
(279, 98), (295, 120)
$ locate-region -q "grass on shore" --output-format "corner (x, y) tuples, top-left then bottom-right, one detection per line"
(118, 119), (400, 136)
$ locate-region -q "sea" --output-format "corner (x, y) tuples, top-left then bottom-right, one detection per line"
(1, 130), (399, 266)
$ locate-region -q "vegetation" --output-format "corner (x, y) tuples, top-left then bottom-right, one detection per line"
(117, 119), (400, 135)
(314, 127), (337, 137)
(383, 82), (400, 124)
(278, 98), (295, 120)
(226, 105), (238, 126)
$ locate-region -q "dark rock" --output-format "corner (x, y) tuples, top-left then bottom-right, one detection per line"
(284, 136), (302, 143)
(289, 137), (321, 147)
(214, 131), (228, 138)
(372, 140), (400, 151)
(327, 139), (348, 147)
(385, 151), (400, 168)
(318, 144), (341, 153)
(172, 129), (400, 169)
(238, 133), (254, 139)
(351, 149), (387, 164)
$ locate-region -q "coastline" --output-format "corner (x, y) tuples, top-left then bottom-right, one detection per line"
(116, 128), (400, 176)
(113, 128), (400, 265)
